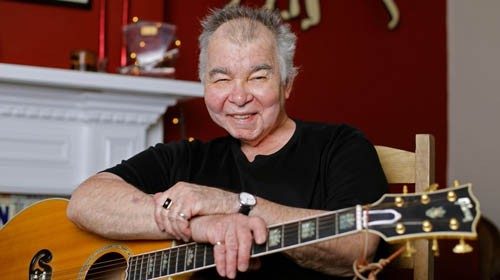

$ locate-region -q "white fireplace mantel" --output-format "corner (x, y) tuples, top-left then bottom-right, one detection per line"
(0, 63), (203, 195)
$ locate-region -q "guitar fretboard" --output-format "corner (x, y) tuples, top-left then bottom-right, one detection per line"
(126, 207), (360, 280)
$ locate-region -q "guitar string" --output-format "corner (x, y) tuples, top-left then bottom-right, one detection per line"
(29, 196), (466, 279)
(91, 243), (213, 278)
(40, 237), (242, 279)
(24, 217), (359, 278)
(127, 197), (467, 278)
(89, 212), (352, 278)
(32, 259), (127, 280)
(362, 196), (473, 233)
(39, 219), (459, 280)
(36, 231), (453, 278)
(32, 245), (192, 280)
(19, 212), (336, 278)
(86, 244), (214, 279)
(29, 244), (183, 279)
(273, 196), (469, 252)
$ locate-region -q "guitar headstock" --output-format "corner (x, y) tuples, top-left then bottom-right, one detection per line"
(366, 183), (480, 243)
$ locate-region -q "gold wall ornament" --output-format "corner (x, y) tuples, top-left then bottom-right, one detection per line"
(226, 0), (400, 31)
(277, 0), (321, 31)
(382, 0), (400, 30)
(227, 0), (319, 30)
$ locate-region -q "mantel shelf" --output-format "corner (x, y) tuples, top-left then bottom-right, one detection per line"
(0, 63), (203, 195)
(0, 63), (203, 98)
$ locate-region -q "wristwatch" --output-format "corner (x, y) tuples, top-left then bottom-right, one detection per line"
(238, 192), (256, 215)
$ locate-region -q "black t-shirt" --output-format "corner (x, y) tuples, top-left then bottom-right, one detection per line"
(105, 120), (388, 279)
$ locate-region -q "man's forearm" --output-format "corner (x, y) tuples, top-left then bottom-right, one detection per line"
(67, 172), (168, 240)
(285, 232), (380, 276)
(250, 198), (379, 276)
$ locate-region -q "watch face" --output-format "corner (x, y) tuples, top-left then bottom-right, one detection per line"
(240, 192), (256, 205)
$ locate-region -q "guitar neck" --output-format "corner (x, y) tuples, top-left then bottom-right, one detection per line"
(126, 206), (361, 279)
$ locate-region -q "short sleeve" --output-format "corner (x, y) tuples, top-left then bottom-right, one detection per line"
(104, 141), (195, 194)
(324, 127), (388, 210)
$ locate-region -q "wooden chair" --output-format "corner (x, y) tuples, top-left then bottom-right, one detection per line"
(374, 134), (435, 280)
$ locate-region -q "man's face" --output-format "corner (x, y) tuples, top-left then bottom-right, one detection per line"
(203, 21), (291, 146)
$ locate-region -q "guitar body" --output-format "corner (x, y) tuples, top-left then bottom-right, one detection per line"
(0, 198), (185, 280)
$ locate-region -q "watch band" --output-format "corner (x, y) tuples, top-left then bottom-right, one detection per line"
(239, 204), (252, 215)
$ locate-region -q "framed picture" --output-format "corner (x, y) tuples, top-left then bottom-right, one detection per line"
(17, 0), (92, 9)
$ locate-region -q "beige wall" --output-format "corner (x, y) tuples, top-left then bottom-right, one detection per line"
(448, 0), (500, 227)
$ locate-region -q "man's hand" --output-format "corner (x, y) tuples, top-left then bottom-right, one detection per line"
(153, 182), (238, 241)
(190, 213), (267, 279)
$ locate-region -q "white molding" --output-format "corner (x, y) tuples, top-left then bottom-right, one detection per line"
(0, 63), (203, 195)
(0, 63), (202, 98)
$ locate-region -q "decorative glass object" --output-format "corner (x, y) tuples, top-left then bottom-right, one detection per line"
(120, 21), (178, 78)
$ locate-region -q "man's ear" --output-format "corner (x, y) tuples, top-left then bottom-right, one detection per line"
(283, 77), (295, 99)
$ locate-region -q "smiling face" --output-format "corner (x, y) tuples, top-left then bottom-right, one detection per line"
(203, 20), (292, 147)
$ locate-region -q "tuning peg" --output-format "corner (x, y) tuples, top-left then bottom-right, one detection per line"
(421, 193), (430, 205)
(447, 190), (457, 202)
(395, 186), (409, 207)
(432, 238), (440, 256)
(453, 180), (460, 187)
(403, 240), (416, 258)
(449, 218), (459, 230)
(453, 237), (473, 254)
(395, 196), (404, 207)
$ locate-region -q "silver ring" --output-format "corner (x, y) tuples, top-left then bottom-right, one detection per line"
(162, 198), (172, 210)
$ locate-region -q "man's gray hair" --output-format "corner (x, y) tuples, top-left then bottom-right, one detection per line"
(198, 5), (298, 85)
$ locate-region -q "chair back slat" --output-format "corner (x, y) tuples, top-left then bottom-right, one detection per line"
(375, 146), (415, 184)
(374, 134), (435, 280)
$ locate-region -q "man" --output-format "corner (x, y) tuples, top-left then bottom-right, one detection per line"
(67, 5), (387, 279)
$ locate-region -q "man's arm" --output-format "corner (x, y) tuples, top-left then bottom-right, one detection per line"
(156, 187), (379, 277)
(68, 173), (269, 280)
(287, 233), (380, 276)
(67, 172), (178, 240)
(249, 197), (380, 276)
(68, 173), (375, 277)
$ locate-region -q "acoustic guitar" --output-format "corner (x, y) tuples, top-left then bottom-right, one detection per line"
(0, 183), (480, 279)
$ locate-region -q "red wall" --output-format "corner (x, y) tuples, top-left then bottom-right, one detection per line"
(0, 0), (164, 71)
(164, 0), (447, 188)
(0, 1), (447, 187)
(0, 2), (482, 278)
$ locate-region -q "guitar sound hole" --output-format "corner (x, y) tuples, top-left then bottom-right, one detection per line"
(85, 252), (126, 280)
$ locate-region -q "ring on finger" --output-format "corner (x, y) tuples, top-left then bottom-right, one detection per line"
(162, 198), (172, 210)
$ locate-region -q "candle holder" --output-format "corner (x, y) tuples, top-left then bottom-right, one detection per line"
(70, 49), (97, 72)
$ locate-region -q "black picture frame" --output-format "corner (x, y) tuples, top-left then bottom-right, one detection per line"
(17, 0), (92, 9)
